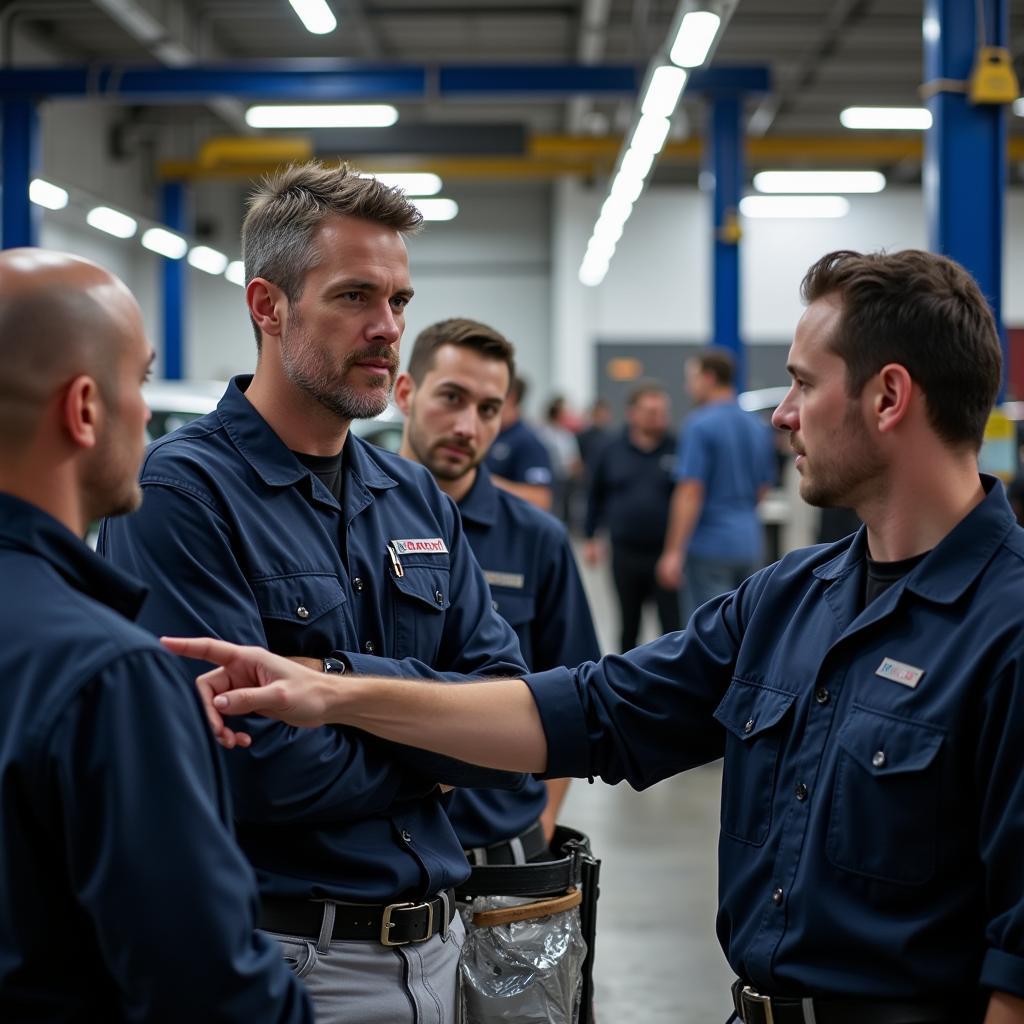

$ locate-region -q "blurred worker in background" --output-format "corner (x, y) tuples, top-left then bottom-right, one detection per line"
(657, 348), (776, 617)
(584, 381), (680, 651)
(536, 394), (584, 526)
(576, 397), (614, 484)
(485, 375), (554, 510)
(0, 248), (310, 1023)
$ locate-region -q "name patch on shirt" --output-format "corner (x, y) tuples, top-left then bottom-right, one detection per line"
(484, 570), (525, 589)
(390, 537), (449, 555)
(875, 657), (925, 688)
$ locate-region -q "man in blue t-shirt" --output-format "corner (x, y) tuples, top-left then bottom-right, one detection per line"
(656, 348), (776, 617)
(485, 376), (554, 511)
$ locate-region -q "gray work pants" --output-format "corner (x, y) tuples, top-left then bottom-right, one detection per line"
(268, 912), (465, 1024)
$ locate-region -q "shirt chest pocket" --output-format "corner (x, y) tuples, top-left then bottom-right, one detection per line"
(389, 562), (451, 661)
(827, 706), (944, 885)
(713, 680), (795, 846)
(250, 573), (348, 655)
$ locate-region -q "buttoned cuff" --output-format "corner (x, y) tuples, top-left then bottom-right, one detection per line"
(981, 947), (1024, 998)
(522, 666), (593, 780)
(341, 652), (405, 677)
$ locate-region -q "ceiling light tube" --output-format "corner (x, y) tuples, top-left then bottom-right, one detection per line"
(610, 171), (644, 204)
(839, 106), (932, 130)
(288, 0), (337, 34)
(86, 206), (137, 239)
(29, 178), (68, 210)
(670, 11), (721, 69)
(188, 246), (229, 275)
(739, 195), (851, 219)
(600, 194), (633, 224)
(630, 114), (671, 156)
(592, 217), (625, 245)
(141, 227), (188, 259)
(225, 261), (246, 286)
(412, 198), (459, 222)
(641, 65), (688, 119)
(361, 172), (443, 196)
(245, 104), (398, 128)
(587, 237), (617, 262)
(753, 170), (886, 194)
(619, 147), (655, 182)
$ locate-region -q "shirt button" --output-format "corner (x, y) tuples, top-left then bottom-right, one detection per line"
(794, 782), (808, 801)
(492, 600), (499, 612)
(743, 718), (755, 734)
(296, 605), (309, 619)
(872, 750), (886, 768)
(434, 589), (444, 605)
(364, 640), (375, 653)
(814, 687), (830, 705)
(353, 578), (364, 592)
(771, 887), (784, 906)
(401, 830), (412, 843)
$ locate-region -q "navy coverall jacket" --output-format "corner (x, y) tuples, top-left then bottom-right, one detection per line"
(0, 493), (310, 1023)
(526, 477), (1024, 1000)
(100, 377), (526, 903)
(447, 465), (601, 846)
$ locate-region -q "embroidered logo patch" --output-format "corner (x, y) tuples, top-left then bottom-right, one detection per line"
(390, 537), (448, 555)
(875, 657), (924, 688)
(484, 570), (525, 589)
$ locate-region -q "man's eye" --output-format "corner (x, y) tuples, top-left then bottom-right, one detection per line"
(391, 296), (409, 310)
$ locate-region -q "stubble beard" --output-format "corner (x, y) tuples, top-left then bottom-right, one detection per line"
(798, 402), (883, 509)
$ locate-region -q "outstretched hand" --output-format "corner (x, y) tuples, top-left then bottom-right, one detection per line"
(160, 636), (334, 748)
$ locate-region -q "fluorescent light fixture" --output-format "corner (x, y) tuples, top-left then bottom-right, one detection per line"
(29, 178), (68, 210)
(630, 114), (671, 156)
(86, 206), (137, 239)
(739, 195), (851, 219)
(592, 217), (625, 245)
(1014, 98), (1024, 117)
(188, 246), (229, 275)
(225, 261), (246, 286)
(412, 198), (459, 221)
(141, 227), (188, 259)
(670, 11), (721, 68)
(839, 106), (932, 130)
(600, 194), (634, 225)
(245, 104), (398, 128)
(753, 170), (886, 194)
(610, 171), (644, 204)
(579, 256), (609, 287)
(288, 0), (337, 34)
(362, 172), (442, 196)
(587, 237), (617, 262)
(641, 65), (688, 119)
(619, 147), (655, 182)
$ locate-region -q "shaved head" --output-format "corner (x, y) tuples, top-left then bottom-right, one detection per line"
(0, 249), (143, 448)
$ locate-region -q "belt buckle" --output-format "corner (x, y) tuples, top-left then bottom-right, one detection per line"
(380, 900), (434, 946)
(741, 986), (775, 1024)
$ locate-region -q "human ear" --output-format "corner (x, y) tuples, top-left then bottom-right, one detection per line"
(873, 363), (913, 434)
(393, 372), (415, 415)
(61, 375), (101, 450)
(246, 278), (286, 340)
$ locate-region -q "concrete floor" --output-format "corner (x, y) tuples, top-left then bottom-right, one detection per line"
(561, 546), (735, 1023)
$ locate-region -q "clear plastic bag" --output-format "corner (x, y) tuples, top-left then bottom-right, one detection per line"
(458, 893), (587, 1024)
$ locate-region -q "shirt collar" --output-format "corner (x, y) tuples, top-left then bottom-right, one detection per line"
(812, 475), (1016, 604)
(216, 375), (397, 494)
(0, 493), (147, 620)
(457, 463), (500, 527)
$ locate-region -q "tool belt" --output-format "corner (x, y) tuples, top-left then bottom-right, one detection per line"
(464, 819), (551, 867)
(731, 980), (979, 1024)
(260, 889), (456, 947)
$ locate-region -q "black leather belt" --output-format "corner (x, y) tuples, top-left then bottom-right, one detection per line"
(464, 820), (550, 866)
(732, 981), (973, 1024)
(260, 890), (455, 947)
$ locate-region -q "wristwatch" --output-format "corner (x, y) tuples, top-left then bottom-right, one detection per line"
(322, 656), (347, 674)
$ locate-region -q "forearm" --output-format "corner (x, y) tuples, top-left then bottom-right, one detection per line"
(334, 675), (548, 773)
(984, 992), (1024, 1023)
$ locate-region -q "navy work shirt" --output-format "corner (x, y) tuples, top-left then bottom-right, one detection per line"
(447, 465), (601, 846)
(485, 419), (553, 486)
(525, 478), (1024, 999)
(0, 494), (309, 1023)
(585, 429), (677, 552)
(99, 377), (527, 904)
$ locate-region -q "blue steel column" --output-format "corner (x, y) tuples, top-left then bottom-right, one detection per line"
(2, 100), (40, 248)
(924, 0), (1008, 386)
(707, 93), (744, 388)
(161, 181), (187, 380)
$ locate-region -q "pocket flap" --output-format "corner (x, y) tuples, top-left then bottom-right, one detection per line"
(489, 589), (535, 627)
(391, 565), (451, 612)
(251, 573), (346, 624)
(714, 679), (795, 741)
(836, 706), (944, 776)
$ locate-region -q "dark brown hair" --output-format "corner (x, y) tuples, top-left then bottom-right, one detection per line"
(242, 161), (423, 347)
(693, 348), (736, 387)
(627, 380), (668, 406)
(801, 249), (1001, 450)
(406, 317), (516, 390)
